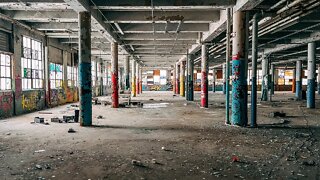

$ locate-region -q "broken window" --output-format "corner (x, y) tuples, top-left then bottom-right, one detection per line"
(21, 36), (43, 90)
(50, 63), (63, 89)
(67, 66), (78, 87)
(0, 53), (11, 90)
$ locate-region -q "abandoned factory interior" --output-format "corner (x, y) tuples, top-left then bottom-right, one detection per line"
(0, 0), (320, 179)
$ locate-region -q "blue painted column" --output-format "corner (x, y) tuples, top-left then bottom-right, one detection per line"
(78, 11), (92, 126)
(231, 11), (248, 126)
(251, 13), (258, 127)
(295, 60), (302, 100)
(307, 42), (316, 108)
(317, 65), (320, 95)
(124, 56), (130, 90)
(187, 53), (194, 101)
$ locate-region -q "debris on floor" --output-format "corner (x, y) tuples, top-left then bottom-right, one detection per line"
(67, 128), (76, 133)
(97, 115), (103, 119)
(131, 160), (145, 167)
(269, 111), (286, 118)
(34, 150), (45, 153)
(231, 155), (240, 163)
(34, 117), (44, 123)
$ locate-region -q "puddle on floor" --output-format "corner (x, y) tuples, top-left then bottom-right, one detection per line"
(142, 103), (169, 109)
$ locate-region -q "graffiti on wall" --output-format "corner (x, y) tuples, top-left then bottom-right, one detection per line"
(21, 91), (44, 111)
(0, 92), (13, 114)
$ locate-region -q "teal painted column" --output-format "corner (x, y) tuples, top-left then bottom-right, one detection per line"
(78, 11), (92, 126)
(225, 8), (231, 124)
(295, 60), (302, 100)
(231, 11), (248, 126)
(307, 42), (316, 108)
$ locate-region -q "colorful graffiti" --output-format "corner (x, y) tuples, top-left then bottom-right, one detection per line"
(143, 83), (173, 91)
(21, 91), (44, 111)
(0, 92), (13, 114)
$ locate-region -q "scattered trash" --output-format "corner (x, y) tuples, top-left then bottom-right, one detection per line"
(38, 111), (53, 114)
(34, 117), (44, 123)
(97, 115), (103, 119)
(35, 164), (42, 170)
(151, 159), (158, 164)
(302, 160), (315, 166)
(68, 128), (76, 133)
(63, 115), (75, 123)
(74, 110), (79, 123)
(269, 111), (286, 118)
(295, 132), (311, 138)
(131, 160), (145, 167)
(161, 146), (170, 151)
(6, 132), (11, 135)
(51, 117), (63, 123)
(34, 150), (45, 153)
(288, 98), (294, 101)
(231, 155), (239, 163)
(149, 99), (154, 101)
(71, 104), (79, 107)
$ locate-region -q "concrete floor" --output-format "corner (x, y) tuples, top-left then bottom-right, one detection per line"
(0, 91), (319, 179)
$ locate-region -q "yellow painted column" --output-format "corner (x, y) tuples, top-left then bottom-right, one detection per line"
(180, 61), (186, 97)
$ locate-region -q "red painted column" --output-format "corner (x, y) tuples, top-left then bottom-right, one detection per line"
(136, 64), (140, 95)
(201, 44), (208, 108)
(111, 42), (119, 108)
(175, 63), (180, 94)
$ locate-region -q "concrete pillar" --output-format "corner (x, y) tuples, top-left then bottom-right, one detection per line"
(261, 55), (269, 101)
(175, 63), (180, 94)
(119, 67), (123, 90)
(307, 42), (316, 108)
(172, 68), (176, 93)
(180, 61), (186, 97)
(124, 56), (130, 90)
(318, 65), (320, 95)
(187, 53), (194, 101)
(251, 13), (258, 127)
(95, 58), (98, 95)
(222, 63), (226, 94)
(212, 69), (216, 93)
(111, 42), (119, 108)
(231, 11), (247, 126)
(139, 68), (142, 94)
(292, 68), (296, 93)
(78, 12), (92, 126)
(201, 44), (208, 108)
(62, 51), (68, 89)
(270, 64), (275, 96)
(136, 64), (140, 95)
(131, 60), (136, 97)
(296, 60), (302, 100)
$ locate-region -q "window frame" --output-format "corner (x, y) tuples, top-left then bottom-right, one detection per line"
(0, 52), (12, 91)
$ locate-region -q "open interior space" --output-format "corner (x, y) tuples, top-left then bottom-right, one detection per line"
(1, 0), (320, 179)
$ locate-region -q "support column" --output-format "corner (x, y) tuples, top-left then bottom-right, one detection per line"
(124, 56), (130, 90)
(78, 12), (92, 126)
(292, 68), (296, 93)
(136, 64), (140, 95)
(111, 42), (119, 108)
(139, 68), (142, 94)
(131, 60), (136, 97)
(100, 59), (103, 96)
(223, 63), (226, 94)
(175, 63), (180, 94)
(261, 55), (269, 101)
(225, 7), (231, 124)
(251, 13), (258, 127)
(296, 60), (302, 100)
(231, 11), (247, 126)
(201, 44), (208, 108)
(180, 61), (186, 97)
(212, 69), (216, 93)
(307, 42), (316, 108)
(119, 67), (123, 91)
(187, 53), (194, 101)
(318, 65), (320, 95)
(173, 67), (176, 93)
(270, 64), (275, 96)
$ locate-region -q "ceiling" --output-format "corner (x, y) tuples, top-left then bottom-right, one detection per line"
(0, 0), (319, 70)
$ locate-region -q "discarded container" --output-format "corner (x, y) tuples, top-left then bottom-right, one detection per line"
(74, 110), (79, 123)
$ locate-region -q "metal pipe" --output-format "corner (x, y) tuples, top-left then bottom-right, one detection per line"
(251, 13), (258, 128)
(277, 0), (306, 14)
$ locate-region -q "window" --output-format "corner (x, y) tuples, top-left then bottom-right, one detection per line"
(67, 66), (78, 87)
(0, 53), (11, 90)
(103, 68), (107, 86)
(50, 63), (63, 88)
(21, 36), (43, 89)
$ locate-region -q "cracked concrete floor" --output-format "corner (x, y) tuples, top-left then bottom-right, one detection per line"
(0, 91), (320, 180)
